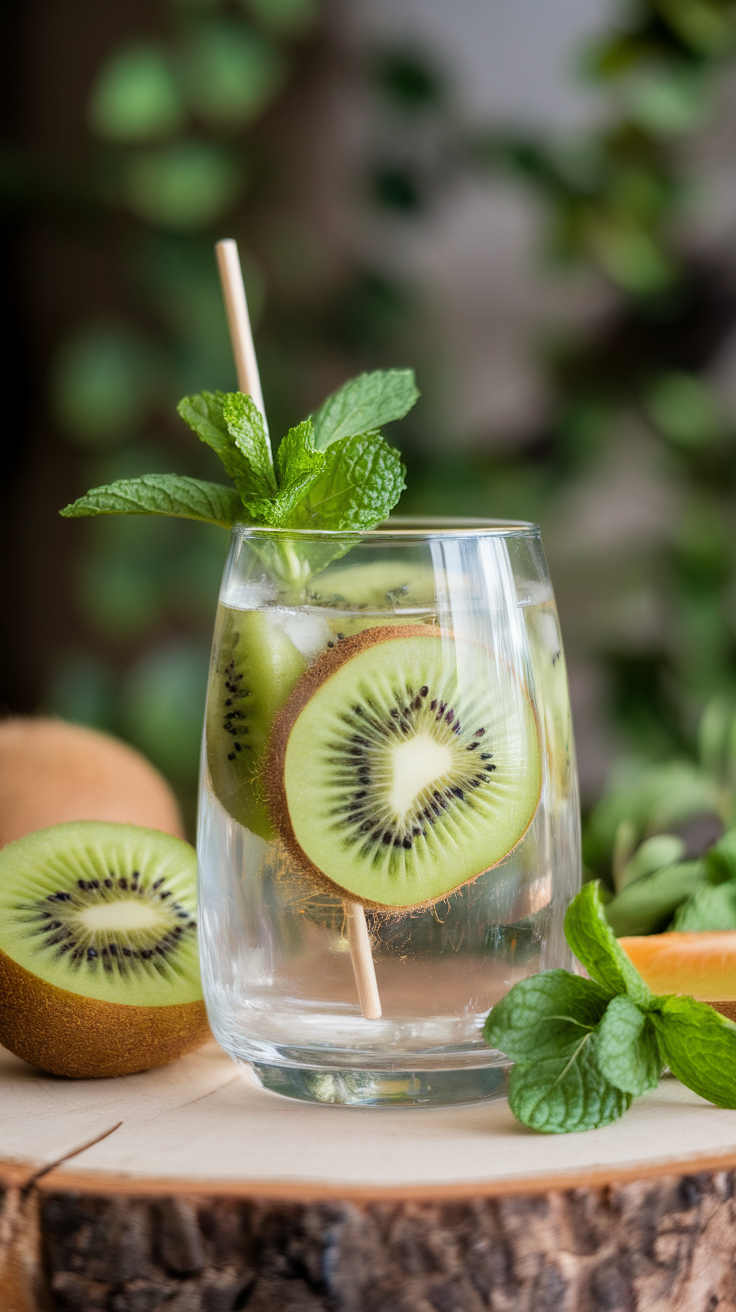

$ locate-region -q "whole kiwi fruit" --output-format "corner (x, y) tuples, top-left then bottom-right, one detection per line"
(0, 821), (209, 1077)
(0, 718), (184, 847)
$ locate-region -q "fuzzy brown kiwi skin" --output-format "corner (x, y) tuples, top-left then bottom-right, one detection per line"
(0, 947), (210, 1079)
(263, 624), (542, 914)
(0, 718), (184, 848)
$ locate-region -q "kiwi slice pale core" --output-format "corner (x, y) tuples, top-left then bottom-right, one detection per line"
(266, 626), (542, 909)
(206, 608), (306, 837)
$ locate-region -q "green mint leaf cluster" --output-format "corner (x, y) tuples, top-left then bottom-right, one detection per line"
(485, 881), (736, 1134)
(61, 370), (414, 539)
(604, 823), (736, 937)
(605, 860), (705, 936)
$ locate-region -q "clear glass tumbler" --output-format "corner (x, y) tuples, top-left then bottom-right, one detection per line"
(197, 518), (580, 1105)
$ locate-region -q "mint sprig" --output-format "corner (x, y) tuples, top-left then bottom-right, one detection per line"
(485, 881), (736, 1133)
(60, 370), (414, 563)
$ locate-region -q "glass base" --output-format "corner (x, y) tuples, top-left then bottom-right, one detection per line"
(248, 1060), (509, 1106)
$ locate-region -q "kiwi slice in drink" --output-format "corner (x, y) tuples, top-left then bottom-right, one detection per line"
(0, 821), (208, 1078)
(266, 626), (542, 910)
(301, 561), (434, 610)
(206, 608), (307, 838)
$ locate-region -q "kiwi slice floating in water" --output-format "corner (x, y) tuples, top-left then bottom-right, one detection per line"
(206, 608), (306, 838)
(266, 626), (542, 910)
(0, 821), (208, 1078)
(300, 561), (434, 610)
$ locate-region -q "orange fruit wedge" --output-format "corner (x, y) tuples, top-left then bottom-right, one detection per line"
(620, 932), (736, 1010)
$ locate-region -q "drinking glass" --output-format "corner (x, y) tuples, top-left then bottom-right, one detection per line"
(197, 518), (580, 1105)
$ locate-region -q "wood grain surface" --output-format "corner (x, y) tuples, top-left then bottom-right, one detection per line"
(3, 1040), (736, 1310)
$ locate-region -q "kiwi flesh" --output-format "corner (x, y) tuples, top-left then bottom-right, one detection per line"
(301, 561), (433, 611)
(266, 626), (542, 910)
(206, 608), (306, 838)
(527, 603), (574, 798)
(0, 821), (209, 1077)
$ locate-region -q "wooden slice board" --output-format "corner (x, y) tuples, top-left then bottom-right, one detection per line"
(3, 1039), (736, 1310)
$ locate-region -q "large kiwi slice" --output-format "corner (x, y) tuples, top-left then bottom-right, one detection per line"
(266, 626), (542, 909)
(0, 821), (208, 1078)
(206, 608), (307, 838)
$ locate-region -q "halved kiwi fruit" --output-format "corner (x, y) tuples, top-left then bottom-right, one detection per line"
(0, 821), (209, 1078)
(206, 608), (307, 838)
(265, 626), (542, 910)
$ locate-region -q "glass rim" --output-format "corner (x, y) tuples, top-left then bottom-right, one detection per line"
(232, 515), (540, 542)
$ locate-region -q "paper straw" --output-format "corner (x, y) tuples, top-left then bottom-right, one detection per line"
(215, 238), (270, 445)
(214, 238), (382, 1021)
(345, 901), (382, 1019)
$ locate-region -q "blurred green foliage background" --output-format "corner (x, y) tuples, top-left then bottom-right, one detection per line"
(3, 0), (736, 879)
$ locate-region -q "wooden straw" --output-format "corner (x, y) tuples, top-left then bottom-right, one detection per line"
(214, 237), (382, 1021)
(345, 901), (382, 1019)
(215, 238), (269, 441)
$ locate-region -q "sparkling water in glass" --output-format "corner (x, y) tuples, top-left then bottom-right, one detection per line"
(197, 519), (580, 1105)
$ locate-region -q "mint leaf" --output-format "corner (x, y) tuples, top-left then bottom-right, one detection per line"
(594, 995), (661, 1096)
(509, 1041), (631, 1134)
(605, 860), (706, 936)
(672, 881), (736, 931)
(486, 969), (637, 1131)
(565, 881), (652, 1008)
(650, 996), (736, 1108)
(222, 393), (276, 497)
(60, 475), (242, 528)
(312, 369), (419, 451)
(276, 419), (323, 484)
(484, 969), (610, 1062)
(177, 392), (251, 492)
(286, 432), (406, 531)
